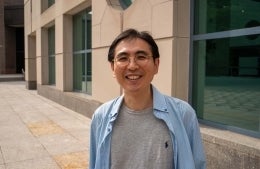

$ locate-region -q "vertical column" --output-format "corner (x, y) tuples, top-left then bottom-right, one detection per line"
(36, 28), (48, 85)
(63, 15), (73, 91)
(25, 35), (37, 89)
(55, 15), (73, 91)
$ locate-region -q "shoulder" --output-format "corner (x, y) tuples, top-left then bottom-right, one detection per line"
(165, 95), (194, 112)
(92, 96), (122, 121)
(164, 95), (197, 121)
(152, 85), (195, 117)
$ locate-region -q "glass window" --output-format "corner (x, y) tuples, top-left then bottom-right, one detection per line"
(48, 0), (55, 8)
(194, 0), (260, 34)
(41, 0), (55, 12)
(192, 0), (260, 137)
(73, 9), (92, 94)
(48, 26), (55, 85)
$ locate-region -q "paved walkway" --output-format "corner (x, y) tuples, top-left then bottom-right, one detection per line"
(0, 81), (91, 169)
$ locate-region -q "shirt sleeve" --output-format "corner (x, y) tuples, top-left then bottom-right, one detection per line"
(189, 116), (207, 169)
(89, 112), (99, 169)
(179, 101), (207, 169)
(185, 107), (207, 169)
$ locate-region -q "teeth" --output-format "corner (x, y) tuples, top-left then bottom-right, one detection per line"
(127, 75), (140, 80)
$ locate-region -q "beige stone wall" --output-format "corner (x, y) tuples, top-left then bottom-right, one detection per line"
(24, 0), (192, 102)
(24, 0), (90, 91)
(92, 0), (191, 102)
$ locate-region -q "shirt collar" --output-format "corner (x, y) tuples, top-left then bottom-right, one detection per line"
(109, 85), (168, 120)
(152, 85), (168, 112)
(109, 95), (124, 120)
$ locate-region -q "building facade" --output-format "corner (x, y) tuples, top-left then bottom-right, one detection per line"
(0, 0), (24, 74)
(24, 0), (259, 168)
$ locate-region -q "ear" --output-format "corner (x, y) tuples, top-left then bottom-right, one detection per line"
(110, 62), (114, 71)
(110, 62), (116, 77)
(154, 58), (160, 74)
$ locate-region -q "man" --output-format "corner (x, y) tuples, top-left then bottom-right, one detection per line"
(89, 29), (206, 169)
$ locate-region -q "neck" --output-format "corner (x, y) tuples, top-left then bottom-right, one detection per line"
(123, 86), (153, 111)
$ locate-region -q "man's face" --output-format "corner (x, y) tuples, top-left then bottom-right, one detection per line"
(111, 38), (159, 94)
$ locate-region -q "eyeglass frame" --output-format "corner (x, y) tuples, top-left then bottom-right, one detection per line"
(107, 29), (160, 63)
(112, 52), (153, 67)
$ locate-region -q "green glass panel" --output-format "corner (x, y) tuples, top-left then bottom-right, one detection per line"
(49, 56), (55, 84)
(73, 12), (86, 51)
(192, 35), (260, 132)
(73, 9), (92, 94)
(48, 26), (55, 85)
(86, 13), (92, 49)
(86, 52), (92, 94)
(194, 0), (260, 34)
(48, 0), (55, 7)
(73, 53), (83, 91)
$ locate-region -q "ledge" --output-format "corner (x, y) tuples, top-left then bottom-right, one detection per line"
(200, 124), (260, 169)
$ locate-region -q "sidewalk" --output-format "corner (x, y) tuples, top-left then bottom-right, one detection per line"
(0, 81), (91, 169)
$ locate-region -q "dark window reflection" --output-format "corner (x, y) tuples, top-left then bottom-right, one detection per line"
(194, 0), (260, 34)
(193, 35), (260, 132)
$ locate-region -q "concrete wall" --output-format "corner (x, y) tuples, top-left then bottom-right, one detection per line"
(201, 125), (260, 169)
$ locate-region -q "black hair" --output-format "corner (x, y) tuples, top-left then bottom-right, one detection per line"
(108, 29), (160, 62)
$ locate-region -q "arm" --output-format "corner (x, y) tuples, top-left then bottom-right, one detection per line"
(89, 113), (99, 169)
(186, 111), (207, 169)
(189, 118), (206, 169)
(179, 101), (206, 169)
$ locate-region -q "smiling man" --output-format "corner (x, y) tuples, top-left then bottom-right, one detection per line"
(89, 29), (206, 169)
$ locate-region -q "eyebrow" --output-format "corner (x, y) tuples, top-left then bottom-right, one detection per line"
(116, 50), (149, 57)
(136, 50), (149, 55)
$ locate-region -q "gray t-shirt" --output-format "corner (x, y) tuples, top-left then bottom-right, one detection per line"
(111, 104), (173, 169)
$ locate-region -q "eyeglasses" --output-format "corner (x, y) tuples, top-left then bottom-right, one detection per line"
(113, 53), (152, 67)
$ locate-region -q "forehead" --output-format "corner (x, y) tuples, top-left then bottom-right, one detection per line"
(114, 38), (151, 54)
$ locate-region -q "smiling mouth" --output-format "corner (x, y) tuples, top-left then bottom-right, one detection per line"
(126, 75), (141, 80)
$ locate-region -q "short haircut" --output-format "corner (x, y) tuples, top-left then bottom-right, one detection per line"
(108, 29), (160, 62)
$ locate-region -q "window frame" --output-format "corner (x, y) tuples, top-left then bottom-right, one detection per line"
(72, 8), (92, 95)
(190, 0), (260, 138)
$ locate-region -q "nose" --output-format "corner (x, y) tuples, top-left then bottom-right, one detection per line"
(127, 57), (139, 69)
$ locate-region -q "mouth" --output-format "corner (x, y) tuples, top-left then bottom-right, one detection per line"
(125, 75), (142, 80)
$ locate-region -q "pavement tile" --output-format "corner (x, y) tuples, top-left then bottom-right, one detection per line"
(40, 107), (67, 117)
(54, 119), (89, 131)
(54, 151), (88, 169)
(1, 141), (49, 163)
(68, 129), (90, 145)
(16, 110), (49, 124)
(27, 120), (64, 137)
(5, 157), (60, 169)
(0, 81), (91, 168)
(38, 133), (87, 156)
(0, 147), (4, 165)
(0, 123), (32, 141)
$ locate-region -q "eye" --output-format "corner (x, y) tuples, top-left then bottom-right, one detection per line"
(136, 54), (148, 60)
(116, 55), (129, 62)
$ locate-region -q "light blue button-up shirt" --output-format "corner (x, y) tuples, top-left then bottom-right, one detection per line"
(89, 85), (206, 169)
